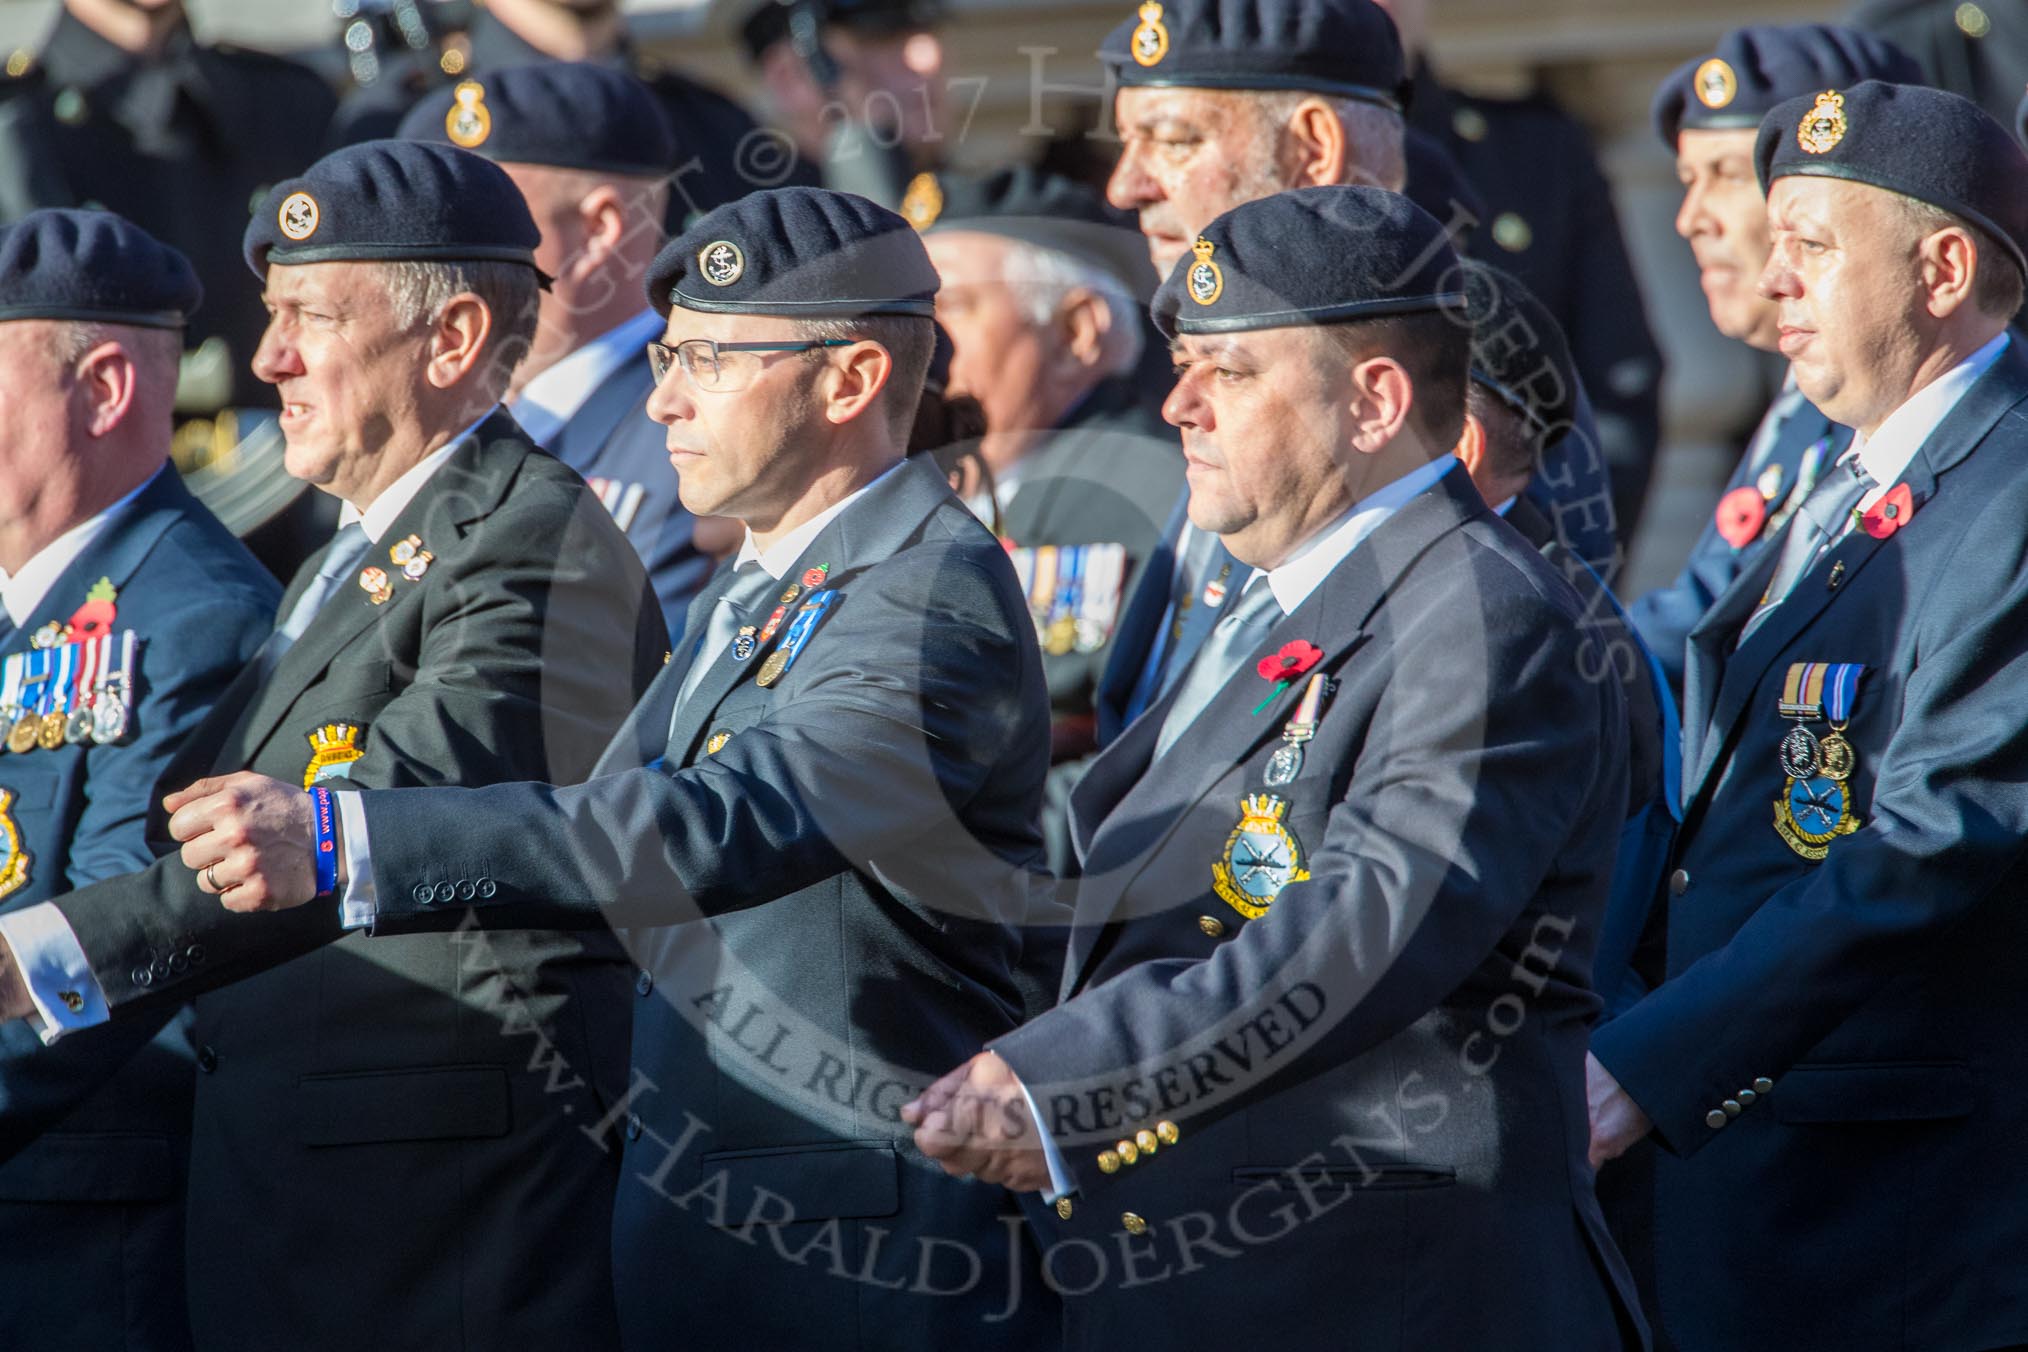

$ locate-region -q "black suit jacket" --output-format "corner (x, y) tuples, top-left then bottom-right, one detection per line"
(993, 467), (1647, 1351)
(42, 414), (666, 1351)
(1593, 343), (2028, 1351)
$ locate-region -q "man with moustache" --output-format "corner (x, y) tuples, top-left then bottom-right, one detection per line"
(1586, 83), (2028, 1351)
(48, 187), (1058, 1352)
(399, 61), (709, 637)
(1628, 24), (1921, 690)
(906, 186), (1644, 1350)
(0, 141), (664, 1350)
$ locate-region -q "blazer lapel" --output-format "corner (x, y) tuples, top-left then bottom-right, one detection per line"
(8, 468), (195, 657)
(231, 415), (531, 759)
(547, 357), (653, 469)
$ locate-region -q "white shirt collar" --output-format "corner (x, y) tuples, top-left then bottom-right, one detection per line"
(1250, 456), (1458, 616)
(735, 459), (906, 581)
(1850, 331), (2010, 508)
(0, 465), (163, 628)
(511, 310), (663, 448)
(338, 408), (497, 544)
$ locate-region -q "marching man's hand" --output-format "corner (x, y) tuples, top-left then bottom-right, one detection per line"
(902, 1051), (1053, 1193)
(166, 771), (324, 914)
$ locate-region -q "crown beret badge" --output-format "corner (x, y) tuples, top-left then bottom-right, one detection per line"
(277, 192), (320, 242)
(1694, 58), (1737, 110)
(1131, 2), (1169, 68)
(446, 80), (492, 149)
(901, 173), (943, 230)
(1187, 237), (1223, 306)
(1797, 89), (1847, 155)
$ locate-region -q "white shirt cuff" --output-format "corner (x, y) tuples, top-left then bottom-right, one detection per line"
(335, 792), (377, 930)
(0, 904), (110, 1044)
(1015, 1076), (1076, 1202)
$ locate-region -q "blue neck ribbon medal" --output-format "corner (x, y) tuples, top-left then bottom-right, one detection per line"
(1773, 662), (1864, 860)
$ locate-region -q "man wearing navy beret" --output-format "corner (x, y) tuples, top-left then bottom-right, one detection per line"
(906, 185), (1645, 1350)
(70, 185), (1059, 1350)
(1587, 81), (2028, 1352)
(1629, 24), (1921, 695)
(0, 141), (666, 1349)
(0, 209), (277, 1352)
(399, 61), (711, 641)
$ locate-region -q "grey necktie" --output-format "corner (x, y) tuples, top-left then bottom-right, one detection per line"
(1741, 455), (1875, 639)
(675, 561), (775, 710)
(1153, 575), (1283, 760)
(276, 523), (372, 648)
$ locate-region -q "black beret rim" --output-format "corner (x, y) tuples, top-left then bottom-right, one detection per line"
(0, 304), (187, 329)
(1764, 160), (2028, 278)
(258, 242), (541, 270)
(1163, 290), (1466, 337)
(1676, 110), (1772, 134)
(664, 290), (938, 319)
(459, 149), (675, 179)
(1468, 367), (1555, 433)
(1107, 69), (1401, 112)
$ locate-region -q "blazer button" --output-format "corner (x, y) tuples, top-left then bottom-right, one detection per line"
(149, 958), (170, 980)
(1668, 869), (1690, 896)
(1121, 1212), (1148, 1236)
(1134, 1129), (1159, 1155)
(1097, 1150), (1122, 1175)
(635, 971), (654, 997)
(1752, 1077), (1774, 1094)
(197, 1046), (218, 1073)
(168, 952), (188, 974)
(1197, 915), (1226, 938)
(131, 968), (152, 988)
(1705, 1109), (1728, 1130)
(625, 1114), (643, 1142)
(457, 880), (477, 902)
(1736, 1088), (1757, 1106)
(1115, 1139), (1139, 1166)
(186, 944), (206, 965)
(1055, 1198), (1073, 1221)
(1156, 1120), (1180, 1146)
(477, 878), (497, 899)
(412, 883), (435, 905)
(1722, 1099), (1742, 1117)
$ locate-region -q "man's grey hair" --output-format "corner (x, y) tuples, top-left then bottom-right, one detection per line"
(59, 321), (181, 369)
(995, 238), (1145, 376)
(1246, 90), (1408, 194)
(379, 259), (543, 396)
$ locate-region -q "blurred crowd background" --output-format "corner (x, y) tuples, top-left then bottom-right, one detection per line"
(0, 0), (2019, 593)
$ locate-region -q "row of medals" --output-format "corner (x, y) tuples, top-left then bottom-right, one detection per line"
(2, 680), (128, 753)
(1780, 717), (1855, 782)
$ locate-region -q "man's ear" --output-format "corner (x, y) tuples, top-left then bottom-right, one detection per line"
(425, 294), (496, 391)
(1453, 410), (1488, 478)
(1052, 287), (1110, 370)
(1919, 224), (1980, 320)
(73, 340), (139, 439)
(1345, 354), (1414, 454)
(1283, 96), (1349, 189)
(821, 340), (896, 429)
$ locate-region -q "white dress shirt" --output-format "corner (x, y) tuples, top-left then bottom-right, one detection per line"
(2, 421), (491, 1040)
(1020, 454), (1461, 1199)
(509, 310), (663, 449)
(0, 467), (162, 628)
(334, 457), (909, 929)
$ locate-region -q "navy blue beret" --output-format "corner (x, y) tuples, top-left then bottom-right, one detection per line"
(903, 166), (1156, 293)
(0, 208), (200, 329)
(1461, 261), (1578, 436)
(1652, 24), (1922, 148)
(1099, 0), (1405, 111)
(1756, 81), (2028, 278)
(647, 186), (938, 319)
(1152, 184), (1462, 338)
(243, 139), (543, 277)
(1404, 127), (1485, 241)
(395, 61), (677, 179)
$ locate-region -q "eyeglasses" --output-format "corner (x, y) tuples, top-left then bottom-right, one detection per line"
(645, 338), (858, 392)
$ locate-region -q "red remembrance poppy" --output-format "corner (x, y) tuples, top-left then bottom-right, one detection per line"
(1714, 486), (1767, 549)
(1861, 484), (1915, 539)
(1257, 640), (1324, 683)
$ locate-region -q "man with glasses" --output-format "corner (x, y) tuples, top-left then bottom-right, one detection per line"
(36, 187), (1059, 1350)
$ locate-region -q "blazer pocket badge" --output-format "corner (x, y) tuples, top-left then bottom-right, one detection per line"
(0, 787), (29, 898)
(1212, 793), (1309, 920)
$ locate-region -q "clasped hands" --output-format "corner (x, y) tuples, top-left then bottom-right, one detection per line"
(167, 771), (325, 913)
(902, 1051), (1053, 1193)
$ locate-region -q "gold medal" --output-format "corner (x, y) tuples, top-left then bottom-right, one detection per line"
(5, 716), (35, 756)
(1819, 731), (1855, 781)
(755, 650), (790, 688)
(36, 711), (66, 751)
(1045, 616), (1078, 656)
